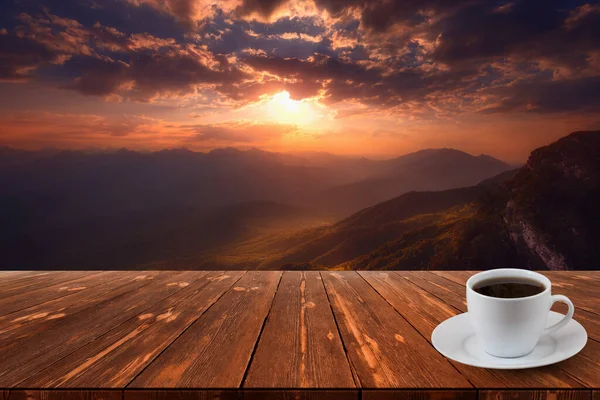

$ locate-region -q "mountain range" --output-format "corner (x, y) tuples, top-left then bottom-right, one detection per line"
(2, 132), (597, 271)
(202, 131), (599, 271)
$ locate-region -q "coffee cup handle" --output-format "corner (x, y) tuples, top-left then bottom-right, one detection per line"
(544, 295), (574, 335)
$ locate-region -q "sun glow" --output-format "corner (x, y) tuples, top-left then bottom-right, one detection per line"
(265, 91), (318, 125)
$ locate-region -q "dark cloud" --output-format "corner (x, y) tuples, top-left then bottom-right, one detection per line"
(12, 0), (186, 39)
(0, 34), (66, 81)
(1, 0), (599, 117)
(479, 75), (600, 114)
(241, 53), (482, 107)
(66, 46), (248, 101)
(66, 57), (130, 96)
(197, 16), (331, 60)
(313, 0), (477, 31)
(432, 0), (600, 71)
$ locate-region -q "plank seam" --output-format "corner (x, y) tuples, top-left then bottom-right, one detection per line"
(123, 271), (248, 388)
(429, 271), (472, 288)
(415, 272), (600, 346)
(319, 271), (362, 389)
(400, 272), (597, 389)
(431, 271), (600, 317)
(9, 272), (208, 388)
(240, 271), (284, 388)
(0, 271), (106, 302)
(398, 272), (465, 313)
(0, 271), (128, 319)
(360, 271), (475, 388)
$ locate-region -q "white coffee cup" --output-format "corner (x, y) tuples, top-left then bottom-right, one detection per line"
(466, 268), (574, 358)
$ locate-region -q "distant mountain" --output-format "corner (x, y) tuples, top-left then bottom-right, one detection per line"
(0, 146), (59, 168)
(206, 130), (600, 270)
(205, 175), (515, 270)
(0, 147), (335, 228)
(307, 148), (511, 217)
(0, 144), (524, 270)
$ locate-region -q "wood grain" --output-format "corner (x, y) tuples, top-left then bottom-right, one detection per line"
(321, 271), (471, 388)
(401, 272), (468, 312)
(0, 271), (126, 317)
(0, 272), (102, 300)
(363, 271), (583, 388)
(244, 271), (355, 388)
(124, 390), (242, 400)
(431, 272), (476, 286)
(0, 271), (43, 282)
(362, 390), (476, 400)
(19, 271), (245, 388)
(129, 271), (282, 388)
(0, 271), (598, 393)
(544, 275), (600, 316)
(0, 271), (160, 342)
(429, 271), (600, 341)
(243, 390), (358, 400)
(553, 338), (600, 388)
(359, 271), (460, 337)
(6, 391), (121, 400)
(546, 272), (600, 293)
(0, 271), (202, 387)
(478, 390), (591, 400)
(433, 271), (600, 316)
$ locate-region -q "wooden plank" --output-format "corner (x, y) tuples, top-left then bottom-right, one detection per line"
(427, 272), (600, 342)
(362, 390), (476, 400)
(19, 271), (245, 388)
(544, 273), (600, 315)
(1, 390), (7, 400)
(129, 271), (282, 388)
(0, 272), (103, 300)
(402, 272), (467, 312)
(0, 271), (204, 387)
(244, 271), (355, 388)
(0, 271), (161, 342)
(359, 272), (461, 339)
(431, 271), (476, 286)
(320, 271), (471, 389)
(124, 390), (242, 400)
(545, 272), (600, 292)
(6, 391), (121, 400)
(478, 390), (591, 400)
(0, 271), (42, 281)
(593, 391), (600, 400)
(433, 272), (600, 316)
(552, 338), (600, 388)
(362, 272), (584, 388)
(418, 271), (600, 387)
(244, 390), (358, 400)
(0, 271), (127, 317)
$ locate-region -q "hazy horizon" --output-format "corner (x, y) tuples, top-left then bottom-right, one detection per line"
(0, 139), (556, 164)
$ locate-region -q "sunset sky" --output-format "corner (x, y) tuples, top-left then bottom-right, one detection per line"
(1, 0), (599, 162)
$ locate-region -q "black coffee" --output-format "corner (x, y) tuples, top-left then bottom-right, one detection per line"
(473, 278), (545, 298)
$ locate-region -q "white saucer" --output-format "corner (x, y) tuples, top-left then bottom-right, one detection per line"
(431, 311), (588, 369)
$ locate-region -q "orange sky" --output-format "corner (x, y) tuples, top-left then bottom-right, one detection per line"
(1, 0), (599, 163)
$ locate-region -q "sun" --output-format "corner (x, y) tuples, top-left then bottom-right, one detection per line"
(272, 91), (301, 114)
(265, 91), (316, 125)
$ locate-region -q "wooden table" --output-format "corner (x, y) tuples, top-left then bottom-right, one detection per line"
(0, 271), (598, 400)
